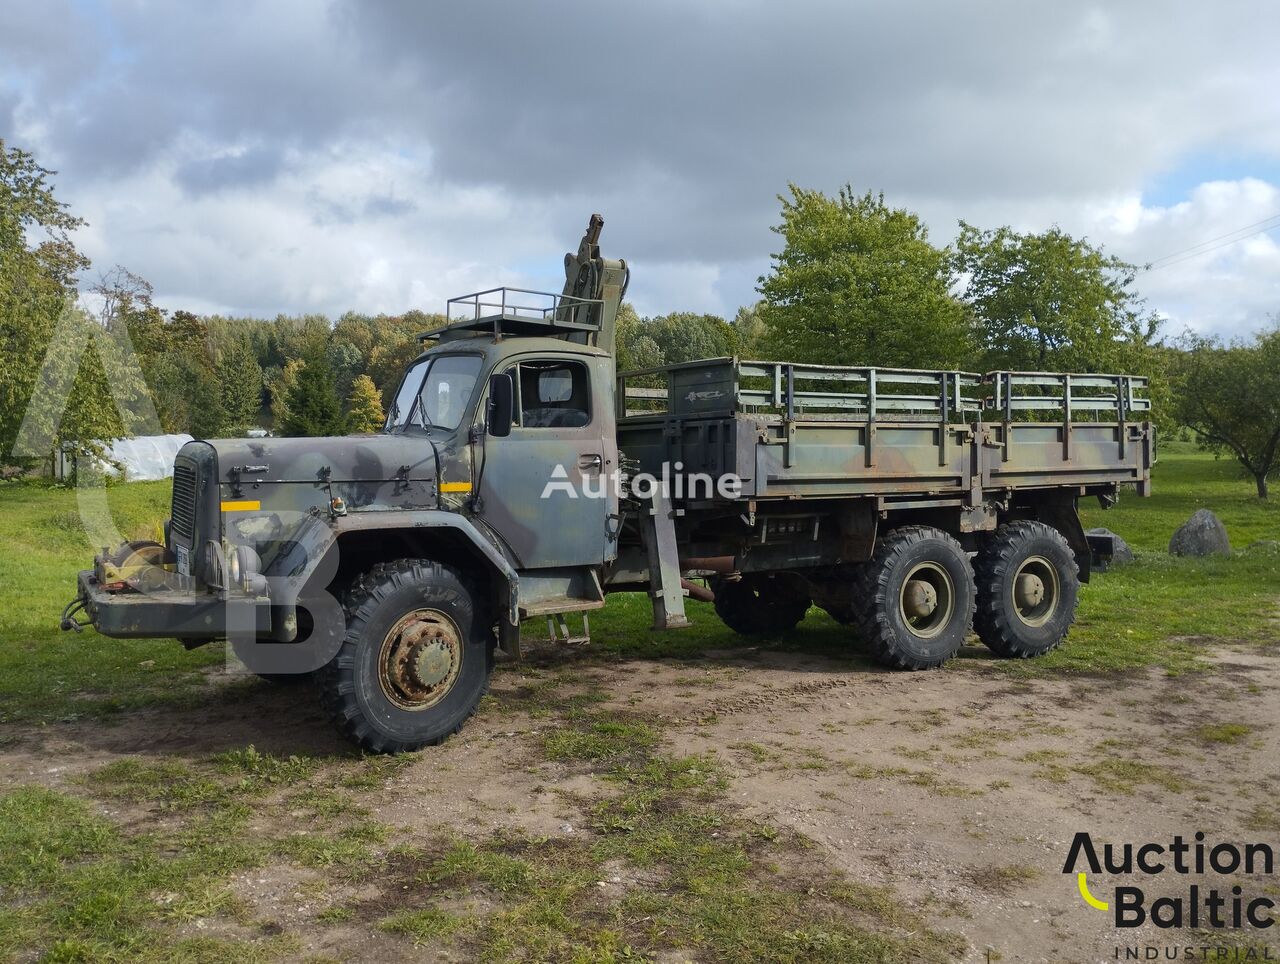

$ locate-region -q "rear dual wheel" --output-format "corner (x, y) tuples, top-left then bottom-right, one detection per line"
(850, 526), (975, 670)
(974, 521), (1079, 658)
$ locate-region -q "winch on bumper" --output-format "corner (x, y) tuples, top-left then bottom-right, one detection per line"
(61, 542), (271, 642)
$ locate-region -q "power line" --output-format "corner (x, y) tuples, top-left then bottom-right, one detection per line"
(1143, 212), (1280, 272)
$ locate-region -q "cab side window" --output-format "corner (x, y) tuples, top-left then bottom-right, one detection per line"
(515, 360), (591, 429)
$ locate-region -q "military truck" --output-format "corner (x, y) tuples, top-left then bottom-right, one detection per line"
(62, 216), (1154, 753)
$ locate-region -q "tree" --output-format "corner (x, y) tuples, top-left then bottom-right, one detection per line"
(346, 374), (385, 433)
(757, 186), (972, 368)
(1, 141), (156, 468)
(128, 308), (227, 437)
(617, 310), (739, 371)
(367, 338), (426, 406)
(186, 361), (227, 440)
(1175, 326), (1280, 499)
(280, 352), (346, 437)
(733, 302), (769, 358)
(216, 334), (264, 435)
(91, 266), (157, 333)
(954, 222), (1161, 372)
(267, 358), (305, 431)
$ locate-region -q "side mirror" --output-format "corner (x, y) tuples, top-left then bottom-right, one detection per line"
(487, 372), (514, 438)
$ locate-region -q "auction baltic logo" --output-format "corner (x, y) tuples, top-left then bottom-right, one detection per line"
(1064, 831), (1277, 959)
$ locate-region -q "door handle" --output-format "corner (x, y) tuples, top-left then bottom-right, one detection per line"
(579, 453), (603, 470)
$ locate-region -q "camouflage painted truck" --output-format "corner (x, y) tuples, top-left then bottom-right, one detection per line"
(61, 216), (1154, 753)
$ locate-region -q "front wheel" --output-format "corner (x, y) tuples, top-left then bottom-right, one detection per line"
(850, 526), (975, 670)
(974, 521), (1079, 658)
(316, 560), (493, 753)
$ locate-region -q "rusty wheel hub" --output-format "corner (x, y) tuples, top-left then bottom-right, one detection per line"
(378, 609), (463, 711)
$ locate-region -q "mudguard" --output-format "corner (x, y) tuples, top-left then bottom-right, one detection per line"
(272, 510), (522, 626)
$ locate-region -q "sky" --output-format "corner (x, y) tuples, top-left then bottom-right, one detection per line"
(2, 0), (1279, 340)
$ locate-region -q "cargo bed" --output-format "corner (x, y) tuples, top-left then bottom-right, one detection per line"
(615, 359), (1153, 504)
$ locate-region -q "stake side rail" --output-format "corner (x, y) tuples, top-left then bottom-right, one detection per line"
(615, 358), (1153, 501)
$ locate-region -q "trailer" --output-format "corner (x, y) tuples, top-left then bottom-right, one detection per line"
(62, 216), (1154, 752)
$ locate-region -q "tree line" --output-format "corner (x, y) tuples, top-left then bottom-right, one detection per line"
(2, 141), (1276, 497)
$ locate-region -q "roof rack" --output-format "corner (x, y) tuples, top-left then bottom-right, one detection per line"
(419, 287), (603, 341)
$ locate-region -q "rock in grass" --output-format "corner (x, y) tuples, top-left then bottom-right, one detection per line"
(1168, 509), (1231, 557)
(1086, 527), (1135, 566)
(1244, 539), (1280, 555)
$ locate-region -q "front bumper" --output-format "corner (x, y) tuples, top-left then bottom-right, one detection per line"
(67, 570), (271, 640)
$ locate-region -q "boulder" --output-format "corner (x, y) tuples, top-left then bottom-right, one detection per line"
(1086, 527), (1135, 567)
(1168, 509), (1231, 557)
(1244, 539), (1280, 556)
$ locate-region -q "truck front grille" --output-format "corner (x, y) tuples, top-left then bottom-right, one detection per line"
(171, 463), (197, 541)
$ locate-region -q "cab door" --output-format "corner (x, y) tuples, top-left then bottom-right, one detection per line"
(476, 354), (609, 569)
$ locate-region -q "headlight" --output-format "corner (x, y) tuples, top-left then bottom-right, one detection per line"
(230, 545), (263, 591)
(228, 547), (241, 586)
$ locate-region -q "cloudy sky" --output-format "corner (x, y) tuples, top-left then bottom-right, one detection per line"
(3, 1), (1278, 338)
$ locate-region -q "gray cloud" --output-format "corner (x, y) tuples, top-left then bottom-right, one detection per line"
(1, 1), (1277, 334)
(173, 145), (284, 195)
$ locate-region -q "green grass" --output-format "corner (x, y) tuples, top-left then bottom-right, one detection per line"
(1196, 723), (1252, 745)
(0, 785), (277, 961)
(1079, 441), (1278, 551)
(543, 718), (659, 763)
(0, 479), (228, 726)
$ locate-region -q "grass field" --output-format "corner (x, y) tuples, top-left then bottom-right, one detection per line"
(0, 441), (1275, 961)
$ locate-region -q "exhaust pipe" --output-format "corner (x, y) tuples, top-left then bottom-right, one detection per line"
(679, 555), (735, 574)
(681, 578), (715, 603)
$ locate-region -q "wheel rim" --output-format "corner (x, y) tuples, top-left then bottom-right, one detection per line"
(377, 608), (463, 711)
(899, 561), (955, 639)
(1011, 555), (1059, 627)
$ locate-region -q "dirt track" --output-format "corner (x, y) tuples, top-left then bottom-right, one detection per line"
(3, 640), (1279, 962)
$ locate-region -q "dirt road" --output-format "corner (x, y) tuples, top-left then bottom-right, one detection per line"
(3, 640), (1278, 962)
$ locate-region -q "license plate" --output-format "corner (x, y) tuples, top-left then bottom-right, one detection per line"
(175, 545), (190, 576)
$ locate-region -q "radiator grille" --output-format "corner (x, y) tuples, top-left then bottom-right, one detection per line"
(171, 463), (197, 541)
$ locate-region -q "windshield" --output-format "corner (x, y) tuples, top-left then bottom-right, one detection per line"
(386, 354), (483, 432)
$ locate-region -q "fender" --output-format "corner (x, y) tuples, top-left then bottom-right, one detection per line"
(264, 510), (521, 626)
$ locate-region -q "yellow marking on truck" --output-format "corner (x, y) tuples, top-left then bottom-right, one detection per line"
(220, 500), (261, 512)
(439, 481), (473, 493)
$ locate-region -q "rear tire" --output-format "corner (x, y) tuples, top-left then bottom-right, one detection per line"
(974, 521), (1078, 658)
(851, 526), (974, 670)
(316, 560), (493, 753)
(710, 574), (810, 637)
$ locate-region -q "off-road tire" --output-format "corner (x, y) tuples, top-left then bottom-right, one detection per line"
(710, 574), (811, 637)
(316, 559), (493, 753)
(974, 521), (1079, 658)
(851, 526), (975, 670)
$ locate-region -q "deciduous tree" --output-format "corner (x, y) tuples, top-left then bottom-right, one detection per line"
(346, 374), (385, 433)
(1176, 326), (1280, 499)
(758, 186), (972, 369)
(954, 222), (1161, 373)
